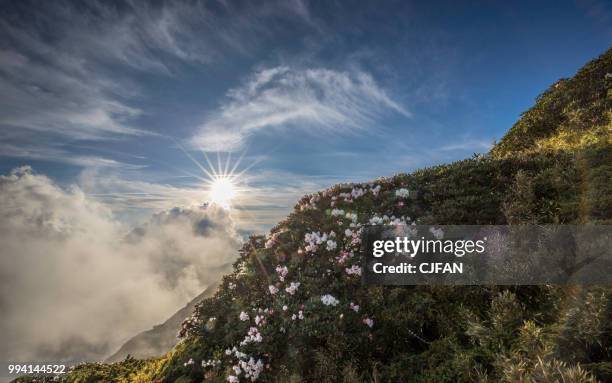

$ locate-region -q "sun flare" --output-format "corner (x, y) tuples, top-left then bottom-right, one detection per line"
(177, 146), (260, 210)
(209, 177), (237, 207)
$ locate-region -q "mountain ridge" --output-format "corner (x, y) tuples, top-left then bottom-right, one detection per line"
(491, 47), (611, 157)
(15, 47), (612, 383)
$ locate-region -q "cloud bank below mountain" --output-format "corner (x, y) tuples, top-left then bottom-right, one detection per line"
(0, 166), (240, 362)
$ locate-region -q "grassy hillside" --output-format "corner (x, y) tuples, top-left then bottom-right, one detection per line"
(15, 49), (611, 383)
(491, 48), (611, 157)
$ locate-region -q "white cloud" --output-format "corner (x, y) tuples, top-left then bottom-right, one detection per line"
(0, 142), (144, 169)
(0, 0), (314, 144)
(438, 139), (493, 152)
(74, 165), (338, 234)
(0, 167), (241, 362)
(76, 168), (211, 227)
(192, 66), (410, 151)
(0, 46), (144, 140)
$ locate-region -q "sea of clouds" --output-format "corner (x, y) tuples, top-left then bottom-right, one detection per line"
(0, 166), (241, 363)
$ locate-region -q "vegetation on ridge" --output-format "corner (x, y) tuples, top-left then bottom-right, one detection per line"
(491, 48), (611, 157)
(15, 48), (611, 383)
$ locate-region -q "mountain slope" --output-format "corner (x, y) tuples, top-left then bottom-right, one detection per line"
(15, 48), (611, 383)
(106, 283), (219, 363)
(491, 47), (611, 157)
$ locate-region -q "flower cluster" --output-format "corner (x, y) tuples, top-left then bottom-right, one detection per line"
(304, 231), (336, 253)
(326, 239), (337, 251)
(237, 358), (264, 381)
(332, 184), (383, 205)
(331, 208), (345, 217)
(202, 359), (221, 367)
(236, 261), (248, 276)
(227, 357), (264, 382)
(342, 225), (362, 247)
(240, 327), (263, 346)
(254, 315), (266, 326)
(369, 214), (410, 226)
(336, 187), (366, 203)
(275, 265), (288, 281)
(335, 250), (353, 265)
(222, 346), (267, 382)
(178, 312), (202, 338)
(321, 294), (340, 306)
(285, 281), (300, 295)
(265, 230), (283, 249)
(179, 177), (414, 381)
(395, 188), (410, 198)
(268, 285), (279, 295)
(370, 184), (381, 196)
(183, 358), (194, 367)
(299, 193), (321, 211)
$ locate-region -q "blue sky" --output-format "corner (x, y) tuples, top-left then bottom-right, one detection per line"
(1, 0), (610, 231)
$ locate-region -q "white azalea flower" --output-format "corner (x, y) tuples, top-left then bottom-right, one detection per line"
(268, 285), (279, 295)
(275, 265), (288, 281)
(326, 240), (337, 251)
(395, 188), (410, 198)
(345, 265), (362, 276)
(321, 294), (339, 306)
(331, 208), (345, 216)
(371, 185), (381, 196)
(285, 281), (300, 295)
(240, 327), (263, 346)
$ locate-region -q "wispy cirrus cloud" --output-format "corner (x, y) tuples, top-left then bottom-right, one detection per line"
(0, 45), (144, 140)
(0, 141), (145, 169)
(192, 66), (410, 151)
(0, 0), (314, 150)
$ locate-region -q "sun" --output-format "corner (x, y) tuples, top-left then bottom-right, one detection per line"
(176, 146), (260, 210)
(209, 177), (237, 207)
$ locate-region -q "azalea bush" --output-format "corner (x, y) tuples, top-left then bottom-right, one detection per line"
(15, 145), (609, 383)
(161, 147), (608, 382)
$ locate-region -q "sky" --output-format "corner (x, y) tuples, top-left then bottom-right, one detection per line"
(1, 0), (611, 231)
(0, 0), (611, 365)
